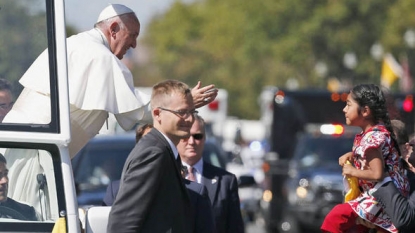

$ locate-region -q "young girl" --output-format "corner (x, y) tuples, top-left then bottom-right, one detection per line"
(320, 84), (409, 233)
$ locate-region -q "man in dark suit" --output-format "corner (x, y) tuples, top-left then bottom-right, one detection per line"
(103, 179), (215, 233)
(104, 123), (215, 233)
(0, 154), (38, 221)
(178, 114), (244, 233)
(107, 80), (198, 233)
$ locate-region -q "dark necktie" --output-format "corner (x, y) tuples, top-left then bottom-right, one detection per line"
(176, 155), (187, 178)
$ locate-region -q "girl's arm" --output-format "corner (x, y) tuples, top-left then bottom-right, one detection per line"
(342, 147), (383, 181)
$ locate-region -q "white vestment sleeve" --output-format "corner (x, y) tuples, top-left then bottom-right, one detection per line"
(19, 29), (146, 115)
(113, 87), (153, 130)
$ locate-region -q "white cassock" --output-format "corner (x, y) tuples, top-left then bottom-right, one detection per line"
(3, 29), (151, 216)
(4, 28), (151, 157)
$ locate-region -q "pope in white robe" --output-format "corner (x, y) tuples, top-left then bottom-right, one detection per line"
(2, 5), (218, 219)
(3, 6), (152, 158)
(2, 5), (150, 219)
(4, 27), (150, 157)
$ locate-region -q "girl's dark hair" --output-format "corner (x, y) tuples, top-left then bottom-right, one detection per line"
(350, 84), (409, 169)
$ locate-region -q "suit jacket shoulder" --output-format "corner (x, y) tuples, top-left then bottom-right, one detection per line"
(373, 181), (415, 232)
(203, 162), (233, 178)
(2, 198), (38, 221)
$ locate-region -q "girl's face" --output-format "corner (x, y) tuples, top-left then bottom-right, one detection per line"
(343, 93), (362, 127)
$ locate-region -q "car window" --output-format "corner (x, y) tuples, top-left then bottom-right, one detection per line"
(0, 0), (69, 135)
(0, 143), (65, 232)
(294, 136), (354, 168)
(72, 141), (135, 192)
(203, 141), (226, 169)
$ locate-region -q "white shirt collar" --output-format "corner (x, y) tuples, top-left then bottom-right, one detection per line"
(192, 159), (203, 174)
(158, 130), (179, 159)
(182, 158), (203, 174)
(94, 28), (110, 50)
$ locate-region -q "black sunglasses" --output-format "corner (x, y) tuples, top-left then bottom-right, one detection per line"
(191, 133), (204, 140)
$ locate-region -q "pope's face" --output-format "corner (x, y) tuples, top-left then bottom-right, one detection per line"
(0, 162), (9, 203)
(112, 16), (140, 59)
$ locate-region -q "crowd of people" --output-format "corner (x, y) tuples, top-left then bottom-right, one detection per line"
(2, 2), (415, 233)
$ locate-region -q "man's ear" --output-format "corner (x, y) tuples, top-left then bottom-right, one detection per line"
(109, 22), (120, 35)
(153, 108), (161, 120)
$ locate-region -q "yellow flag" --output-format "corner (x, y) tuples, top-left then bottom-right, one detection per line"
(52, 217), (67, 233)
(381, 53), (403, 88)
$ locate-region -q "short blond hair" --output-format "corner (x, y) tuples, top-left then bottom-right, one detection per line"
(151, 80), (191, 109)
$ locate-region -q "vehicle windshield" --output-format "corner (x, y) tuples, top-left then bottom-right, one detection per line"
(293, 136), (354, 168)
(72, 139), (135, 193)
(0, 144), (64, 232)
(0, 0), (66, 133)
(203, 140), (227, 169)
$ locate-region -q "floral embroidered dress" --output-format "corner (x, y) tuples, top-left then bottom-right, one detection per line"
(349, 124), (409, 233)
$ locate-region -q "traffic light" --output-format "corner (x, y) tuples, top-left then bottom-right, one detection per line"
(402, 95), (414, 112)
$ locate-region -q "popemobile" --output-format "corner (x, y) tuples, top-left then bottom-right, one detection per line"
(0, 0), (108, 232)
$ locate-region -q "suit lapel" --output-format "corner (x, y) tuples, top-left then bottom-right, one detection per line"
(202, 163), (220, 205)
(152, 129), (190, 202)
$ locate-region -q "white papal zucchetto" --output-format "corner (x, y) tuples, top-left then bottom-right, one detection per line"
(97, 4), (135, 23)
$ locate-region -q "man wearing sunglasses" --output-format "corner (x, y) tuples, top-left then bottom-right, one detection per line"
(178, 115), (245, 233)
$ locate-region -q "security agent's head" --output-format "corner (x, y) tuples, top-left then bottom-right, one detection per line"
(0, 154), (8, 203)
(135, 123), (153, 143)
(177, 114), (206, 166)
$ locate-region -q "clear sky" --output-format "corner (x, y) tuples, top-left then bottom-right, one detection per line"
(64, 0), (176, 34)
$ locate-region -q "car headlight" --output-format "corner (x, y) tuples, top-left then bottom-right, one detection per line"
(296, 186), (307, 198)
(288, 178), (316, 205)
(262, 189), (272, 202)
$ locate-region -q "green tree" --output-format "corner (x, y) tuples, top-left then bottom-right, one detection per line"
(136, 0), (415, 119)
(0, 0), (48, 95)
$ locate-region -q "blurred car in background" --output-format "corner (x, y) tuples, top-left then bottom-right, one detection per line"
(72, 132), (228, 207)
(226, 139), (266, 224)
(261, 124), (359, 233)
